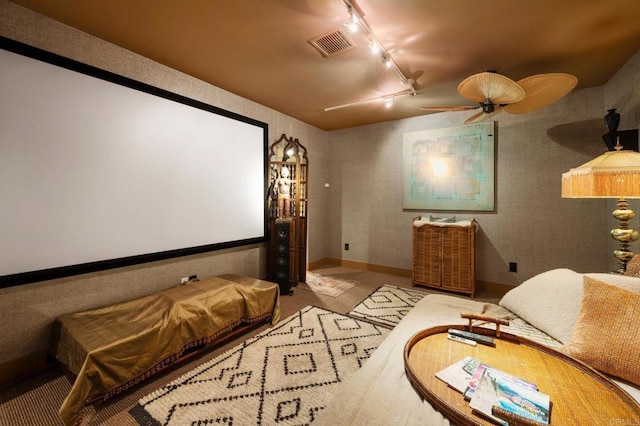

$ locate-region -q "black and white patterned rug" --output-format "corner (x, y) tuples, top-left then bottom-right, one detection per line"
(130, 306), (390, 426)
(347, 285), (429, 327)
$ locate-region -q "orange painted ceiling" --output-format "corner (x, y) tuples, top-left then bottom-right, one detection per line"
(10, 0), (640, 130)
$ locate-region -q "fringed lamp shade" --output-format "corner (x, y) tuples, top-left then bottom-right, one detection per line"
(561, 149), (640, 199)
(562, 145), (640, 273)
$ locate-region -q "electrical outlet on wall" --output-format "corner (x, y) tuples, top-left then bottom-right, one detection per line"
(344, 243), (349, 251)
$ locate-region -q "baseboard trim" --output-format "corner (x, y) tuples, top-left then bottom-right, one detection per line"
(308, 257), (412, 278)
(0, 349), (56, 390)
(308, 257), (514, 296)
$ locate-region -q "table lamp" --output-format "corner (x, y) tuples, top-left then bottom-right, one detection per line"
(562, 138), (640, 273)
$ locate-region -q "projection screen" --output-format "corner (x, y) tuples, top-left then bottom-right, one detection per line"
(0, 37), (268, 288)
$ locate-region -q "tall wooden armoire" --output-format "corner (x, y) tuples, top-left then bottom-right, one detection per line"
(267, 134), (308, 295)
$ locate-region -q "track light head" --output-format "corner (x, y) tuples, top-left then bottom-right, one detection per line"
(344, 6), (359, 32)
(328, 0), (417, 109)
(369, 40), (380, 54)
(381, 53), (392, 68)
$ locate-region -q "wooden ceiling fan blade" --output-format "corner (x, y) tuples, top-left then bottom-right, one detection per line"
(420, 105), (478, 112)
(503, 73), (578, 114)
(458, 72), (525, 104)
(463, 106), (503, 124)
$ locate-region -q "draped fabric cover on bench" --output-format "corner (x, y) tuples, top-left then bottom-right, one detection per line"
(50, 274), (280, 425)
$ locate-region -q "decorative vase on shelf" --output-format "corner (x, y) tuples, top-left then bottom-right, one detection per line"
(605, 108), (620, 133)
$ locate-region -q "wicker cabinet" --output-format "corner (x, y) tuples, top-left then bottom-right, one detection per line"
(412, 218), (476, 297)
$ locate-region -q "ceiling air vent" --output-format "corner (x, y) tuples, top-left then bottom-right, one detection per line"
(308, 29), (356, 57)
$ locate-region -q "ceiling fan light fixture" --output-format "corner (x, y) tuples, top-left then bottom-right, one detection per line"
(481, 101), (495, 114)
(503, 73), (578, 114)
(458, 72), (525, 104)
(421, 71), (577, 122)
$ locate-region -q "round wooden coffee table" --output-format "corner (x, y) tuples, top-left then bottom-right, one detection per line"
(404, 324), (640, 425)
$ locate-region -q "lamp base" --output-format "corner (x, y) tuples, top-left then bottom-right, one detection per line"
(611, 198), (639, 273)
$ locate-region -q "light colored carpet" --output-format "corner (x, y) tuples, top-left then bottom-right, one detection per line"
(348, 285), (430, 327)
(131, 305), (390, 426)
(296, 271), (358, 297)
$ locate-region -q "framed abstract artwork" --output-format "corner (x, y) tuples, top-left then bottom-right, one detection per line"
(402, 122), (495, 211)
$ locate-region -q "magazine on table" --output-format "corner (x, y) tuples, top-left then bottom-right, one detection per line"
(469, 367), (550, 425)
(463, 363), (487, 400)
(434, 356), (478, 393)
(464, 363), (537, 401)
(462, 357), (481, 375)
(435, 358), (550, 425)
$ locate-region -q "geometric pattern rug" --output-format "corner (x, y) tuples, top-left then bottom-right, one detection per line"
(130, 306), (390, 426)
(347, 285), (429, 328)
(297, 271), (359, 297)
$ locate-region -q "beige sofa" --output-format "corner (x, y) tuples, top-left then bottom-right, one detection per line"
(315, 268), (640, 425)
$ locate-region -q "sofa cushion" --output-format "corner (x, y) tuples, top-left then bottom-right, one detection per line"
(562, 276), (640, 387)
(499, 268), (640, 344)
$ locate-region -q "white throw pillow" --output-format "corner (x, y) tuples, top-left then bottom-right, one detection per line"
(499, 268), (640, 344)
(499, 269), (583, 344)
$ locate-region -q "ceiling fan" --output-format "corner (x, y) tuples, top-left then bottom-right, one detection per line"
(421, 72), (578, 124)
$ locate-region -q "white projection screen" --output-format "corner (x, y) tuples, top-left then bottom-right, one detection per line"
(0, 37), (268, 287)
